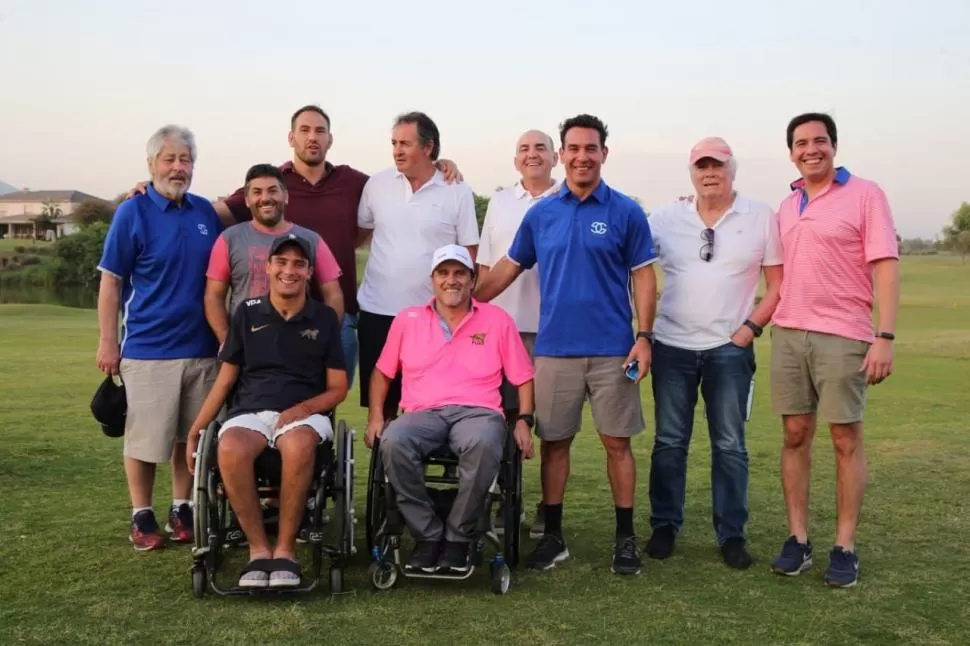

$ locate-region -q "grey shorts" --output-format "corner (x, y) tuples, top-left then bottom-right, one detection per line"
(500, 332), (536, 411)
(534, 355), (645, 442)
(119, 357), (218, 463)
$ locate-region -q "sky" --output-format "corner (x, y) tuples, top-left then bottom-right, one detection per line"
(1, 0), (968, 239)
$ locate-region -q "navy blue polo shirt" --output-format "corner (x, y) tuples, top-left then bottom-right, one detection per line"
(220, 296), (345, 418)
(98, 184), (223, 360)
(507, 180), (658, 357)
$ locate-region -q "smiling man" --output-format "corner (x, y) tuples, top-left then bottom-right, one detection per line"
(97, 125), (224, 551)
(356, 112), (480, 422)
(645, 137), (783, 570)
(475, 114), (659, 576)
(188, 233), (349, 589)
(477, 129), (558, 536)
(769, 112), (900, 588)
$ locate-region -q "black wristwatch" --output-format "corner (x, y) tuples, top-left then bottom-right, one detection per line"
(517, 414), (535, 429)
(637, 331), (654, 343)
(743, 319), (763, 338)
(876, 331), (895, 341)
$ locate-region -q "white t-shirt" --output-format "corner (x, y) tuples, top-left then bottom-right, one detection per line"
(477, 180), (559, 333)
(649, 194), (783, 351)
(357, 168), (480, 316)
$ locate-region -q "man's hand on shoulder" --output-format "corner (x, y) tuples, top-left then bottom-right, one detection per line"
(124, 181), (150, 200)
(435, 159), (463, 184)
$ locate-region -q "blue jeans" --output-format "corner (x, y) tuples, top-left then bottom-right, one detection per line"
(649, 339), (755, 544)
(342, 313), (359, 390)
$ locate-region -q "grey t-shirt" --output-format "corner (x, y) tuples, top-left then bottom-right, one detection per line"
(208, 221), (342, 315)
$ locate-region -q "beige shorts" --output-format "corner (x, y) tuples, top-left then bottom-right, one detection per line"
(120, 357), (219, 463)
(534, 355), (644, 442)
(500, 332), (537, 411)
(770, 326), (870, 424)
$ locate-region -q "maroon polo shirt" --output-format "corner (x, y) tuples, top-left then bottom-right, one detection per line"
(225, 161), (369, 315)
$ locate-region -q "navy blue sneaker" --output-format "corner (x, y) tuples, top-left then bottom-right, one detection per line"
(771, 535), (813, 575)
(824, 546), (859, 587)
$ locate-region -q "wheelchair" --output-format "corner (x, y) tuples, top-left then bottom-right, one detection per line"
(364, 421), (523, 595)
(189, 410), (356, 598)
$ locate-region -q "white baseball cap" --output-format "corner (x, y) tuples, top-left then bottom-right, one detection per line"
(431, 244), (475, 273)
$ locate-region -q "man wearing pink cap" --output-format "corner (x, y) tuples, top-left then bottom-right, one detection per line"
(644, 136), (783, 569)
(769, 113), (898, 588)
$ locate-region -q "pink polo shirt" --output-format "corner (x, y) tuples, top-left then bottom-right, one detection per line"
(376, 298), (535, 414)
(771, 167), (899, 343)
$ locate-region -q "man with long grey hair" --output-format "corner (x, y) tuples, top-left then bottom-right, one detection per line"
(643, 137), (783, 569)
(96, 124), (225, 551)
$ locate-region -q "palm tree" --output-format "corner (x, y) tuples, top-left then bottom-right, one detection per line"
(33, 199), (63, 240)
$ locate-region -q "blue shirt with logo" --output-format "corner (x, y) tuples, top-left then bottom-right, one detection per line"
(98, 184), (223, 360)
(507, 180), (657, 357)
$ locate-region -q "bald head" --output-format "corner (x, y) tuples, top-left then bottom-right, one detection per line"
(514, 129), (558, 183)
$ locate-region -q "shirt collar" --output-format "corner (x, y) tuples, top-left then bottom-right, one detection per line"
(513, 179), (559, 200)
(686, 192), (750, 215)
(558, 179), (609, 203)
(279, 160), (335, 177)
(396, 168), (447, 188)
(147, 183), (196, 212)
(256, 295), (318, 322)
(790, 166), (851, 191)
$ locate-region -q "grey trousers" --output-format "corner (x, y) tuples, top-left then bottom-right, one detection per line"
(379, 405), (506, 543)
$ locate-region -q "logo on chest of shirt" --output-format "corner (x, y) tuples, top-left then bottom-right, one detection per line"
(197, 223), (209, 236)
(301, 328), (319, 341)
(590, 221), (608, 235)
(470, 332), (487, 346)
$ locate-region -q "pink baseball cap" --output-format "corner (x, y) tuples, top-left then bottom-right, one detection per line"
(689, 137), (733, 165)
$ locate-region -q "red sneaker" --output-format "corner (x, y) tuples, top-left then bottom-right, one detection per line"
(165, 503), (194, 543)
(130, 510), (166, 551)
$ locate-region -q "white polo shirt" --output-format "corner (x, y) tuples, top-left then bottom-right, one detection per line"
(477, 180), (559, 333)
(357, 168), (480, 316)
(650, 193), (783, 351)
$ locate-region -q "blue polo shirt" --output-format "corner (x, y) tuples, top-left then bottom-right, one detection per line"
(507, 180), (657, 357)
(98, 184), (223, 360)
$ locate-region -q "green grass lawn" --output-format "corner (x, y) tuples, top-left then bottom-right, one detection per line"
(1, 255), (968, 645)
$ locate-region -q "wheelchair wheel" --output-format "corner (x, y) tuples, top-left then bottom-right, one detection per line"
(368, 560), (398, 591)
(334, 420), (355, 558)
(502, 434), (523, 568)
(365, 442), (385, 553)
(192, 565), (207, 599)
(490, 560), (511, 595)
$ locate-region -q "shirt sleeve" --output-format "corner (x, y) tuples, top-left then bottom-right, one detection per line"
(476, 195), (497, 267)
(97, 201), (138, 279)
(374, 313), (405, 379)
(223, 186), (250, 223)
(499, 313), (535, 386)
(206, 235), (231, 281)
(862, 183), (900, 263)
(313, 238), (343, 284)
(763, 206), (784, 266)
(357, 178), (375, 229)
(219, 306), (247, 366)
(625, 202), (659, 270)
(322, 307), (346, 371)
(456, 187), (481, 246)
(507, 205), (538, 269)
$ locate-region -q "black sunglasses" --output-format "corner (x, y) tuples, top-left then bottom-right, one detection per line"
(700, 227), (715, 262)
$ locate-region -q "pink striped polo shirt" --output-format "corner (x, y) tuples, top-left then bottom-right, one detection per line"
(771, 167), (899, 343)
(376, 298), (535, 414)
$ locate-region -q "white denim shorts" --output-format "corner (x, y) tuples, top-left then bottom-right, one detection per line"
(218, 410), (333, 447)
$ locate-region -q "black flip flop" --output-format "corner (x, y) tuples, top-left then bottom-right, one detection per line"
(238, 558), (274, 588)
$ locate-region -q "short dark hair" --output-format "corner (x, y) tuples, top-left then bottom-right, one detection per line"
(786, 112), (837, 150)
(290, 104), (331, 130)
(244, 163), (286, 191)
(559, 113), (609, 148)
(394, 111), (440, 160)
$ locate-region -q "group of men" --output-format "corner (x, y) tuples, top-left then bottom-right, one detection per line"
(95, 104), (899, 590)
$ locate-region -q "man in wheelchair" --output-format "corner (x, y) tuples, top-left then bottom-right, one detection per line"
(187, 233), (349, 589)
(364, 244), (535, 573)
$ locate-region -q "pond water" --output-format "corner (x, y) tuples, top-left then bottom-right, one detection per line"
(0, 283), (97, 309)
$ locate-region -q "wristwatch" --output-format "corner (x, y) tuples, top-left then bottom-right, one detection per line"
(743, 319), (763, 338)
(637, 331), (654, 343)
(517, 414), (535, 429)
(876, 331), (895, 341)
